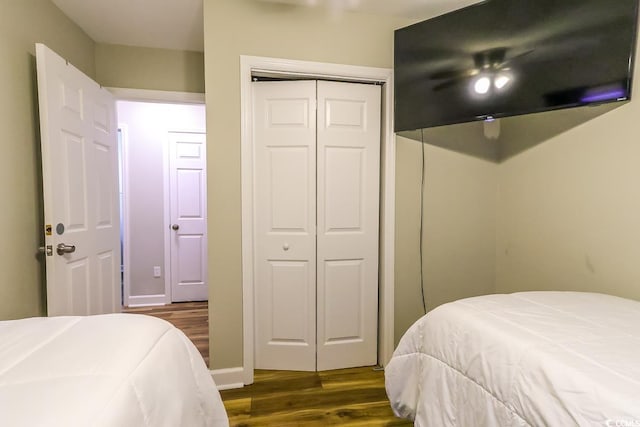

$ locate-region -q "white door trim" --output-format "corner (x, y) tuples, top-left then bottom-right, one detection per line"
(240, 55), (396, 385)
(107, 87), (205, 104)
(112, 88), (205, 307)
(119, 123), (131, 307)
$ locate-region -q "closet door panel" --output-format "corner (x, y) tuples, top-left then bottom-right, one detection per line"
(316, 80), (381, 371)
(253, 80), (317, 371)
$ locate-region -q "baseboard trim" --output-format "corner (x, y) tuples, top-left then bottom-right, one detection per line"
(211, 367), (245, 390)
(126, 294), (168, 307)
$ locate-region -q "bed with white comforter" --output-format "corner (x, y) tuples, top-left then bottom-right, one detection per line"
(0, 313), (229, 426)
(385, 292), (640, 426)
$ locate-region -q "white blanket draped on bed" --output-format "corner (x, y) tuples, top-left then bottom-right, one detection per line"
(0, 313), (229, 427)
(385, 292), (640, 426)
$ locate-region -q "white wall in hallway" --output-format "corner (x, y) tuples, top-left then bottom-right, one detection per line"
(118, 101), (206, 304)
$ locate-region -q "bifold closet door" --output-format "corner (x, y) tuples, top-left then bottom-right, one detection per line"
(254, 80), (318, 371)
(316, 80), (380, 371)
(253, 79), (381, 371)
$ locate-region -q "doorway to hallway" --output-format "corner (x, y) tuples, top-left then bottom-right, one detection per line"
(117, 100), (207, 307)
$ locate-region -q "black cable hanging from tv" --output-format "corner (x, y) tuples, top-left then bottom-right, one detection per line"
(419, 129), (427, 315)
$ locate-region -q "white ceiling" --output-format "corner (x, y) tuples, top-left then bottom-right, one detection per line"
(52, 0), (481, 53)
(256, 0), (483, 20)
(52, 0), (205, 52)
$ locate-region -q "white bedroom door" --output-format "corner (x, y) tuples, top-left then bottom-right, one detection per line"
(253, 79), (381, 371)
(36, 43), (121, 316)
(168, 131), (208, 302)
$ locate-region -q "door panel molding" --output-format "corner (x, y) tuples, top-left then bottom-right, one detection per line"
(240, 56), (395, 385)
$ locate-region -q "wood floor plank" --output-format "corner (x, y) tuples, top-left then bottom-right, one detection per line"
(250, 386), (389, 416)
(221, 367), (411, 426)
(221, 371), (322, 401)
(319, 366), (387, 390)
(123, 301), (209, 365)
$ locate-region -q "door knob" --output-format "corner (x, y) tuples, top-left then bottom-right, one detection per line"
(56, 243), (76, 256)
(172, 224), (180, 231)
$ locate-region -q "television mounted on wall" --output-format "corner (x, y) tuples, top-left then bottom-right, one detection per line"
(394, 0), (640, 132)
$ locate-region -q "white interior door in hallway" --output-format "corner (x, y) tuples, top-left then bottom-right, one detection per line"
(36, 43), (120, 316)
(253, 79), (381, 371)
(169, 131), (208, 302)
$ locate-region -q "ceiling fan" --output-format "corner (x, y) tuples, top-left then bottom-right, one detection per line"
(429, 47), (534, 93)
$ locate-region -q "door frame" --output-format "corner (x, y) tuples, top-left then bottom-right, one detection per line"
(240, 56), (395, 385)
(119, 123), (132, 307)
(112, 88), (206, 307)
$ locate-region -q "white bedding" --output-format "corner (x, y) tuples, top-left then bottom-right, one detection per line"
(0, 313), (229, 427)
(385, 292), (640, 426)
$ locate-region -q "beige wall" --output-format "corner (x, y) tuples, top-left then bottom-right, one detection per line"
(422, 143), (497, 309)
(394, 137), (497, 344)
(0, 0), (96, 320)
(496, 37), (640, 301)
(394, 138), (426, 342)
(203, 0), (413, 369)
(95, 43), (205, 93)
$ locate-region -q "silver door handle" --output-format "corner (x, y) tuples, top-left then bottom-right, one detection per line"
(172, 224), (180, 231)
(56, 243), (76, 255)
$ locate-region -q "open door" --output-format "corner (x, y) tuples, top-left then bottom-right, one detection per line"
(36, 43), (121, 316)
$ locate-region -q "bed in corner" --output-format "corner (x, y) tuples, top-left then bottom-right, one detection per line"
(0, 313), (229, 426)
(385, 292), (640, 426)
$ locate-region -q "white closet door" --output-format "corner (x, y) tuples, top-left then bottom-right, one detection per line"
(316, 81), (381, 371)
(253, 80), (317, 371)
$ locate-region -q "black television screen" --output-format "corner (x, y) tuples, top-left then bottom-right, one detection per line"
(394, 0), (639, 132)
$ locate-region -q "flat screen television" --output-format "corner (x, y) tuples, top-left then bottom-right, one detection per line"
(394, 0), (639, 132)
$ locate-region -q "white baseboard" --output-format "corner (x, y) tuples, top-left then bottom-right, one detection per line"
(126, 294), (168, 307)
(211, 367), (245, 390)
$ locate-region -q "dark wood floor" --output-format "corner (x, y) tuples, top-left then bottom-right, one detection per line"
(124, 302), (409, 426)
(123, 301), (209, 365)
(220, 367), (412, 426)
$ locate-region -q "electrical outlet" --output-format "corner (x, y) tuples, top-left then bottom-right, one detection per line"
(153, 266), (161, 278)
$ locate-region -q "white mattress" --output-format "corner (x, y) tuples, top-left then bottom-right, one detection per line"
(385, 292), (640, 426)
(0, 313), (229, 427)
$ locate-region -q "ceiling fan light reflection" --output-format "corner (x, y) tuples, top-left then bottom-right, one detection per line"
(494, 74), (511, 89)
(474, 76), (491, 94)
